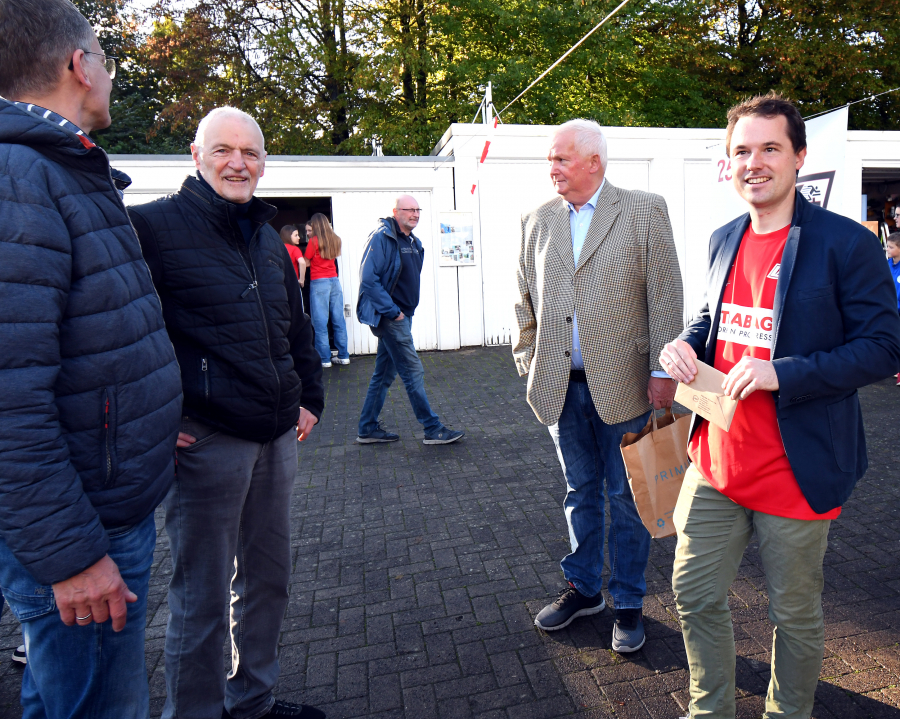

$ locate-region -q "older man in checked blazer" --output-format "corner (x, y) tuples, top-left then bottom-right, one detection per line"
(514, 118), (683, 651)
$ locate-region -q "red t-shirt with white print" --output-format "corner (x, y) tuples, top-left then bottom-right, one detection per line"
(688, 223), (841, 520)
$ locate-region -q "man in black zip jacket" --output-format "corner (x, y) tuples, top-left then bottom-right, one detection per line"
(128, 107), (325, 719)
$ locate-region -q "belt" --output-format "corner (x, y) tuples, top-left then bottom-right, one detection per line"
(569, 369), (588, 383)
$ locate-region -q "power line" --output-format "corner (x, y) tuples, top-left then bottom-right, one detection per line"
(497, 0), (632, 116)
(802, 85), (900, 121)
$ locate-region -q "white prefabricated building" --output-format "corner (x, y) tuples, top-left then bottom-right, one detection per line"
(113, 122), (900, 355)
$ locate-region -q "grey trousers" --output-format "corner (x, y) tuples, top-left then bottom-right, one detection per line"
(162, 418), (298, 719)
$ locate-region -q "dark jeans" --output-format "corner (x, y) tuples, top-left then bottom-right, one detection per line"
(358, 315), (441, 435)
(162, 418), (298, 719)
(548, 380), (651, 607)
(0, 513), (157, 719)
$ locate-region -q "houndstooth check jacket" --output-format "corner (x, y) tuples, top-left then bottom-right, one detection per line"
(512, 181), (684, 426)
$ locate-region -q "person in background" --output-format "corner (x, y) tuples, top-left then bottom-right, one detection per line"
(0, 0), (183, 714)
(356, 196), (466, 445)
(305, 213), (350, 368)
(280, 224), (307, 287)
(886, 233), (900, 387)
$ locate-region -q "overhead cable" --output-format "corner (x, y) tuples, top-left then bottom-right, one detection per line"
(801, 85), (900, 121)
(497, 0), (632, 116)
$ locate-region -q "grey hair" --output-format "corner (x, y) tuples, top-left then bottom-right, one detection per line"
(194, 107), (265, 148)
(552, 119), (608, 168)
(0, 0), (94, 99)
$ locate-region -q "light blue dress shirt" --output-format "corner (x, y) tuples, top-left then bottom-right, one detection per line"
(565, 181), (669, 378)
(565, 182), (605, 370)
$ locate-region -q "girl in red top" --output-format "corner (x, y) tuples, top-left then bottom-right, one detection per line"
(279, 224), (306, 286)
(304, 214), (349, 367)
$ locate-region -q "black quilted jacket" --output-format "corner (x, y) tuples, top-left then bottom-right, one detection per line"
(128, 175), (324, 442)
(0, 99), (183, 585)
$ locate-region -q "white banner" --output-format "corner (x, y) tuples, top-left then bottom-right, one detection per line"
(709, 106), (849, 230)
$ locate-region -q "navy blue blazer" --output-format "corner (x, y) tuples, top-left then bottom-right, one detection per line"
(679, 193), (900, 514)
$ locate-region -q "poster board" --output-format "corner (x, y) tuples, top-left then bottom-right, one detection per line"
(439, 212), (476, 266)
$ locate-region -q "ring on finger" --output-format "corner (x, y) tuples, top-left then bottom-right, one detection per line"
(76, 612), (92, 621)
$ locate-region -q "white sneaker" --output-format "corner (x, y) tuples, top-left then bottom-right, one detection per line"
(321, 362), (332, 368)
(12, 645), (25, 664)
(334, 358), (350, 365)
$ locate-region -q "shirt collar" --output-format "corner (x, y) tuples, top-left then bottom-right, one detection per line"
(565, 179), (605, 214)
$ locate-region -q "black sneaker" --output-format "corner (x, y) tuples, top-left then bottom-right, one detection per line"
(356, 424), (400, 444)
(611, 607), (645, 652)
(423, 426), (465, 445)
(223, 700), (326, 718)
(11, 645), (25, 665)
(534, 583), (606, 631)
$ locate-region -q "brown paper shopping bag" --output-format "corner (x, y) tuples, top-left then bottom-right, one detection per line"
(620, 408), (692, 539)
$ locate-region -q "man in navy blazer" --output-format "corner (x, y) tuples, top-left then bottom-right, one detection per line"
(660, 93), (900, 719)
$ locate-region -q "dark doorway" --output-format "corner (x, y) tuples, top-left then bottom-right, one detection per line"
(264, 196), (333, 242)
(264, 196), (338, 358)
(863, 168), (900, 241)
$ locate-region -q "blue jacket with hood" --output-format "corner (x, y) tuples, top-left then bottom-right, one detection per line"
(356, 217), (424, 327)
(0, 99), (183, 585)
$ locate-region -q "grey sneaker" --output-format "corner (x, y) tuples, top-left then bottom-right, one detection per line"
(334, 357), (350, 365)
(357, 424), (400, 444)
(534, 584), (605, 631)
(611, 607), (645, 652)
(423, 427), (465, 445)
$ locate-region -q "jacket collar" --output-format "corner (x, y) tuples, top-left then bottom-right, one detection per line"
(380, 216), (420, 246)
(577, 181), (620, 273)
(178, 174), (277, 244)
(549, 181), (620, 273)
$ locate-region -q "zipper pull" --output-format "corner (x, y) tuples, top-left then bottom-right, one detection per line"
(202, 358), (208, 371)
(240, 280), (258, 298)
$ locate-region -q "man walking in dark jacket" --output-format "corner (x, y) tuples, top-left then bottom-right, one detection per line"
(356, 196), (465, 445)
(128, 107), (325, 719)
(0, 0), (183, 716)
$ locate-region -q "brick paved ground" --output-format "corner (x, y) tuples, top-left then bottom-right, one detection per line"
(1, 346), (899, 719)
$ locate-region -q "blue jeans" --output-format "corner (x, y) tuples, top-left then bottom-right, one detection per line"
(548, 380), (651, 607)
(0, 512), (157, 719)
(358, 315), (441, 435)
(309, 277), (349, 363)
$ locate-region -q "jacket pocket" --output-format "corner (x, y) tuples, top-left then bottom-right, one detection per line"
(798, 284), (834, 301)
(634, 335), (650, 354)
(100, 387), (119, 488)
(827, 392), (859, 473)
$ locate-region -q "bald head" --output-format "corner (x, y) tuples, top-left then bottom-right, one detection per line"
(392, 194), (421, 236)
(194, 107), (264, 149)
(191, 106), (266, 205)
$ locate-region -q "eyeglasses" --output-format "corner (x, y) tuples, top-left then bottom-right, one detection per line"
(398, 208), (422, 214)
(68, 51), (117, 79)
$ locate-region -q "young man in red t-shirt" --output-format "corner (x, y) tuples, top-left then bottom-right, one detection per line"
(660, 94), (900, 718)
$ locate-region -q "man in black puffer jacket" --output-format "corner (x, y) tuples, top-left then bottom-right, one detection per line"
(128, 107), (325, 719)
(0, 0), (182, 716)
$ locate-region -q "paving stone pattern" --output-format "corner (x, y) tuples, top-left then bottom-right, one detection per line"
(1, 346), (899, 718)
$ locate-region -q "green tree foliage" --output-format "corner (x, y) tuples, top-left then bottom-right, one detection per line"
(75, 0), (900, 155)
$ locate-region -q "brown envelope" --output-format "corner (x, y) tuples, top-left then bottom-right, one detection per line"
(673, 359), (739, 431)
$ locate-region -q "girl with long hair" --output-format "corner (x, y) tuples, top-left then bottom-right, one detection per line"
(279, 224), (306, 286)
(304, 213), (349, 367)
